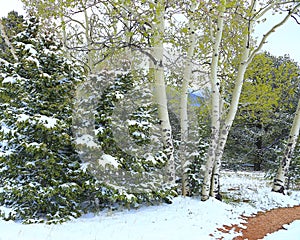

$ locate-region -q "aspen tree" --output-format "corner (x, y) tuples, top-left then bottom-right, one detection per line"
(202, 0), (300, 200)
(152, 0), (176, 184)
(180, 1), (200, 196)
(272, 97), (300, 193)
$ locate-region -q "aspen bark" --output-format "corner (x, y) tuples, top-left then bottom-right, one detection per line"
(60, 15), (71, 60)
(210, 44), (250, 198)
(201, 1), (226, 201)
(0, 20), (18, 61)
(152, 0), (176, 185)
(208, 1), (299, 199)
(272, 97), (300, 193)
(82, 1), (94, 73)
(180, 2), (199, 196)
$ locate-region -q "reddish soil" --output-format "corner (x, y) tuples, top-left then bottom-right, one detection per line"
(213, 205), (300, 240)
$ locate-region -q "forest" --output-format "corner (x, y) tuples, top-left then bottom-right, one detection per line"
(0, 0), (300, 224)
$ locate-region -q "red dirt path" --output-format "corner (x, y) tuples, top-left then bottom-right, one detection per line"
(213, 205), (300, 240)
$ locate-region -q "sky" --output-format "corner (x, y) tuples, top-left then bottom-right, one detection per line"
(0, 0), (300, 63)
(254, 11), (300, 64)
(0, 0), (26, 16)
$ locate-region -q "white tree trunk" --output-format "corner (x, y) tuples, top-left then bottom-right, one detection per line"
(152, 0), (176, 185)
(210, 44), (250, 198)
(0, 20), (18, 61)
(83, 5), (94, 73)
(272, 97), (300, 193)
(60, 14), (71, 60)
(180, 2), (199, 196)
(208, 1), (298, 200)
(201, 1), (226, 201)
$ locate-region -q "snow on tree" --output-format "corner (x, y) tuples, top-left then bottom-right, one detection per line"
(0, 16), (99, 223)
(272, 97), (300, 194)
(225, 53), (300, 171)
(73, 68), (177, 206)
(18, 0), (300, 202)
(201, 0), (300, 201)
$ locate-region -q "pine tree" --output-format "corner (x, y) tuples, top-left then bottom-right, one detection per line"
(0, 16), (97, 223)
(225, 53), (300, 171)
(73, 69), (176, 204)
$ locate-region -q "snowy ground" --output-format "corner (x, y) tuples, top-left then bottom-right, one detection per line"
(1, 171), (300, 240)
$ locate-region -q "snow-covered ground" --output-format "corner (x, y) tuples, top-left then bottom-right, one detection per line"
(1, 171), (300, 240)
(264, 220), (300, 240)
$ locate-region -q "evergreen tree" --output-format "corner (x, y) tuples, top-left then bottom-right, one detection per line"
(225, 53), (300, 172)
(0, 16), (98, 223)
(73, 69), (177, 205)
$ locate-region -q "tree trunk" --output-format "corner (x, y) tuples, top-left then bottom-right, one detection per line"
(180, 2), (198, 196)
(0, 20), (18, 61)
(83, 4), (94, 73)
(152, 0), (175, 185)
(254, 131), (263, 171)
(208, 0), (261, 200)
(210, 48), (250, 199)
(272, 97), (300, 193)
(60, 14), (71, 60)
(201, 1), (225, 201)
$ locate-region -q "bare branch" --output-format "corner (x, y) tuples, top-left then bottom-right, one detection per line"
(64, 16), (86, 29)
(127, 43), (157, 65)
(291, 14), (300, 24)
(253, 0), (297, 20)
(248, 3), (300, 64)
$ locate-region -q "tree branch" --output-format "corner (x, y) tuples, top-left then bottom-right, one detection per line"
(291, 14), (300, 24)
(248, 3), (300, 64)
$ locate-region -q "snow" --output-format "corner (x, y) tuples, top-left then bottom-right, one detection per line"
(15, 42), (37, 56)
(75, 134), (98, 148)
(26, 142), (41, 148)
(115, 91), (124, 99)
(144, 153), (157, 164)
(0, 198), (235, 240)
(40, 73), (51, 79)
(264, 220), (300, 240)
(0, 122), (11, 134)
(0, 148), (14, 157)
(17, 113), (30, 122)
(99, 154), (120, 168)
(16, 114), (58, 128)
(0, 171), (299, 240)
(0, 206), (15, 219)
(2, 76), (16, 84)
(37, 115), (57, 128)
(25, 56), (40, 67)
(24, 44), (37, 56)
